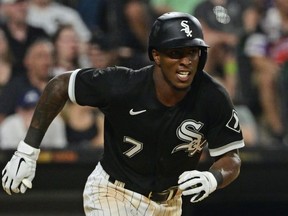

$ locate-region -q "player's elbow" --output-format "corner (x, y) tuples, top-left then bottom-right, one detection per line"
(45, 73), (71, 102)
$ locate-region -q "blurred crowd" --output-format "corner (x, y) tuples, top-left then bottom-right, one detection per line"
(0, 0), (287, 151)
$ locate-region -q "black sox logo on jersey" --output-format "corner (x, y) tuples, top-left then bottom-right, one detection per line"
(172, 120), (206, 157)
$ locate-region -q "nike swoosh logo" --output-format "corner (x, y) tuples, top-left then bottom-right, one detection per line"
(129, 109), (147, 115)
(16, 158), (26, 176)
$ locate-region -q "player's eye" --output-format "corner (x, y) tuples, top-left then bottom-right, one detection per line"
(160, 48), (199, 59)
(188, 49), (199, 57)
(162, 49), (184, 59)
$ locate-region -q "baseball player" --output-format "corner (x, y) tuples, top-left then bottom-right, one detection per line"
(2, 12), (245, 215)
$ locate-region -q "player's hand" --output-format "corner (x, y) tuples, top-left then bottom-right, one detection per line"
(2, 141), (40, 195)
(178, 170), (217, 203)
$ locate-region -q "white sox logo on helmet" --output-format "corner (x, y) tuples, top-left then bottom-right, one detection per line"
(180, 20), (193, 37)
(172, 120), (206, 157)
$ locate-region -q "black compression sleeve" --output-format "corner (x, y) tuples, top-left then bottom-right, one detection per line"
(24, 127), (46, 148)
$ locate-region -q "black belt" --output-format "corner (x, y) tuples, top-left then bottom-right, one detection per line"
(108, 176), (179, 203)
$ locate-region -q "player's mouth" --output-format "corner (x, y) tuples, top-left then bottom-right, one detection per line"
(176, 71), (190, 82)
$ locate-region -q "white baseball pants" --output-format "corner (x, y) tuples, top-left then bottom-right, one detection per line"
(83, 162), (182, 216)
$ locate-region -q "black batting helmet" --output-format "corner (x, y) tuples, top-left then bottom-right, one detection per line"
(148, 12), (209, 71)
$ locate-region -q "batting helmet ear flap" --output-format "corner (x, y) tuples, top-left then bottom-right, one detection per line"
(198, 48), (208, 71)
(148, 47), (154, 61)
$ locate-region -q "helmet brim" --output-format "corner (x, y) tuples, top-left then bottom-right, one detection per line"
(157, 38), (209, 50)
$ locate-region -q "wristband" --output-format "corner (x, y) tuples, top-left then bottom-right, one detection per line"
(17, 141), (40, 161)
(209, 169), (223, 186)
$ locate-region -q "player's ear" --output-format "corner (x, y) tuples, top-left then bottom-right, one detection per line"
(152, 49), (161, 65)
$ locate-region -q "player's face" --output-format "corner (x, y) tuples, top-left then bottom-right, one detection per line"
(155, 47), (200, 90)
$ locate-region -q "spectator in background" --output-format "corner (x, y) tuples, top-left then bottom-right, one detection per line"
(0, 28), (13, 93)
(0, 88), (67, 149)
(27, 0), (91, 43)
(76, 0), (108, 33)
(0, 39), (54, 123)
(87, 32), (119, 68)
(102, 0), (153, 69)
(51, 24), (90, 77)
(239, 0), (286, 145)
(236, 0), (268, 145)
(193, 0), (251, 98)
(269, 0), (288, 141)
(150, 0), (204, 15)
(65, 0), (153, 69)
(0, 0), (49, 77)
(261, 0), (288, 143)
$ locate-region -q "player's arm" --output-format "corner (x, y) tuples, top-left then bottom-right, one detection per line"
(2, 72), (72, 195)
(25, 72), (71, 148)
(178, 149), (241, 203)
(209, 149), (241, 189)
